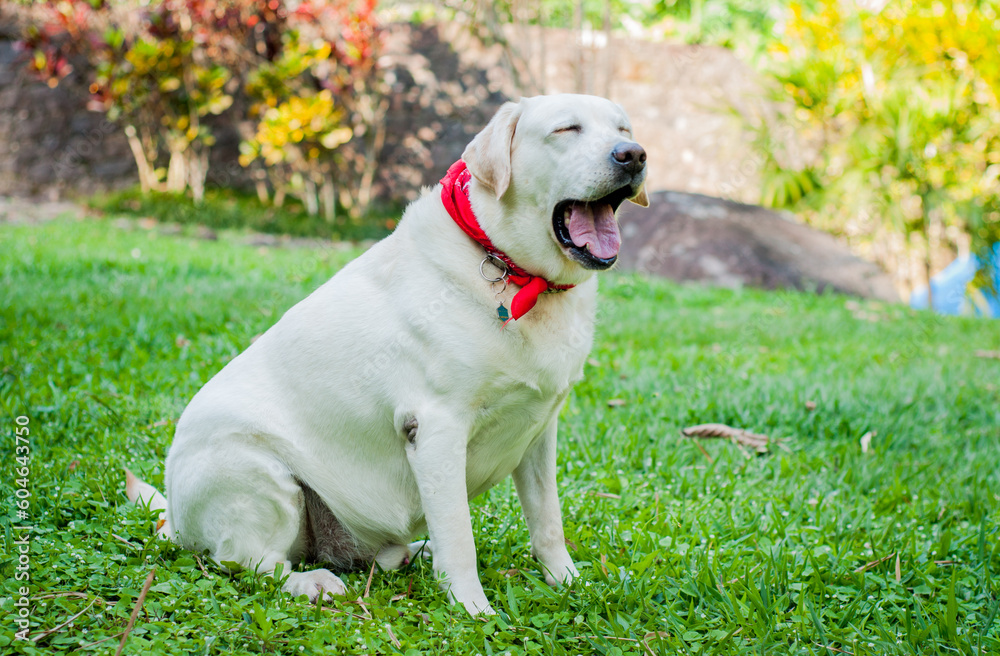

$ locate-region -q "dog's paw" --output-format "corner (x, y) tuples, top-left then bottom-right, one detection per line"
(375, 543), (411, 570)
(468, 600), (496, 616)
(447, 587), (495, 616)
(439, 572), (495, 615)
(406, 539), (433, 560)
(543, 562), (579, 587)
(283, 569), (346, 603)
(539, 553), (579, 587)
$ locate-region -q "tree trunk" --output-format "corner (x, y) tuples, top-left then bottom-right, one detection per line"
(302, 177), (318, 216)
(356, 97), (388, 219)
(321, 175), (336, 223)
(602, 0), (612, 98)
(187, 145), (209, 204)
(124, 124), (158, 194)
(573, 0), (583, 93)
(537, 7), (547, 94)
(921, 190), (935, 311)
(924, 231), (935, 312)
(253, 165), (270, 204)
(166, 145), (187, 194)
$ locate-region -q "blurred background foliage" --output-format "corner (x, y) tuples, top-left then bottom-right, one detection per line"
(757, 0), (1000, 307)
(17, 0), (382, 221)
(11, 0), (1000, 296)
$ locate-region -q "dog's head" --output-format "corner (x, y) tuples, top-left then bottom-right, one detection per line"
(463, 94), (648, 285)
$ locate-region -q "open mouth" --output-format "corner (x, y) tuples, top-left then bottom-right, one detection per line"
(552, 185), (633, 270)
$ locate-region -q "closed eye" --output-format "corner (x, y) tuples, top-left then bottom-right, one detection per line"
(553, 125), (582, 134)
(618, 126), (632, 135)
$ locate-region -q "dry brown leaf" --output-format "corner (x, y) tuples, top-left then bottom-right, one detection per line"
(805, 400), (817, 411)
(975, 350), (1000, 360)
(114, 567), (156, 656)
(607, 398), (627, 407)
(643, 632), (671, 646)
(33, 591), (90, 601)
(385, 624), (401, 649)
(682, 423), (741, 438)
(691, 439), (714, 462)
(854, 551), (896, 573)
(681, 423), (770, 453)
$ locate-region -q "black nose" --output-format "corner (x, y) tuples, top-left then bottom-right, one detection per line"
(611, 142), (647, 175)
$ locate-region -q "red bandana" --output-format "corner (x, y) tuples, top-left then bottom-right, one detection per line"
(440, 160), (574, 321)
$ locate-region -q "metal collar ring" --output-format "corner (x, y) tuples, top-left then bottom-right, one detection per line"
(479, 254), (508, 283)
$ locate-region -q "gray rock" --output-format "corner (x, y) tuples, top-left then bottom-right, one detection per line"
(617, 190), (899, 302)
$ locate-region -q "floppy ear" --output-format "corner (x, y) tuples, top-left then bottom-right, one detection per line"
(462, 101), (522, 200)
(629, 185), (649, 208)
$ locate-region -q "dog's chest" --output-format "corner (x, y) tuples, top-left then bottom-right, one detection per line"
(463, 378), (563, 496)
(461, 317), (590, 494)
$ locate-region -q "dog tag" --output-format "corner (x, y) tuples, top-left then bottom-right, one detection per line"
(497, 302), (510, 322)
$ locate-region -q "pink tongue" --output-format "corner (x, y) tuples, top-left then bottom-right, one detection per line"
(565, 202), (621, 260)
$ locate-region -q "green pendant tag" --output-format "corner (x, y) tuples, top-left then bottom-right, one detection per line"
(497, 303), (510, 322)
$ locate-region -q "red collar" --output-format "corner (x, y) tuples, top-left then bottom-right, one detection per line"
(440, 160), (574, 322)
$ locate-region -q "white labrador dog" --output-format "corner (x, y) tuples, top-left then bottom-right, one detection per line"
(126, 93), (647, 615)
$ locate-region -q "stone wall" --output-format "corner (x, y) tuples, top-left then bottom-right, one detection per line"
(0, 27), (249, 199)
(0, 38), (133, 200)
(0, 19), (764, 204)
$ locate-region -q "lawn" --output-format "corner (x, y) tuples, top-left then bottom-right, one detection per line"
(1, 213), (999, 655)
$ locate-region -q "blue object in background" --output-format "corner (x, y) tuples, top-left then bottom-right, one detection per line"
(910, 242), (1000, 317)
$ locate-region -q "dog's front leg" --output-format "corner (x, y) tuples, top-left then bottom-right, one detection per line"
(405, 412), (494, 615)
(512, 413), (579, 586)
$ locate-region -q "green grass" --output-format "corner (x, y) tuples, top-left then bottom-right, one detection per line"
(2, 213), (999, 655)
(89, 186), (397, 243)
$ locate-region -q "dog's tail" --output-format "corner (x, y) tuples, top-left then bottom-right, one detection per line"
(124, 468), (173, 538)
